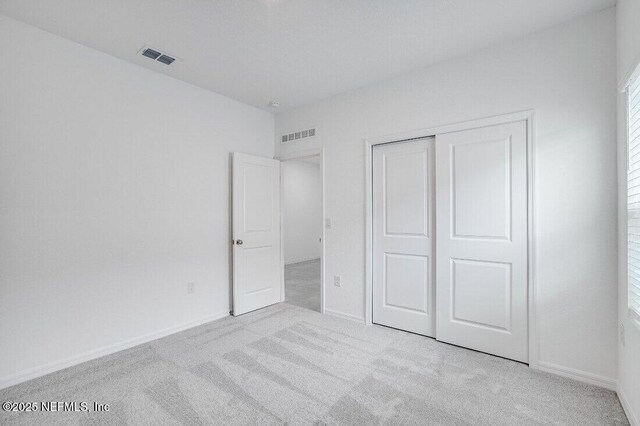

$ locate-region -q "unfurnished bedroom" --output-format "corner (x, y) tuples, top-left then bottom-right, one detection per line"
(0, 0), (638, 424)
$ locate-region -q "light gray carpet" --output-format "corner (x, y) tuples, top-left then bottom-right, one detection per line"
(0, 303), (628, 425)
(285, 259), (321, 312)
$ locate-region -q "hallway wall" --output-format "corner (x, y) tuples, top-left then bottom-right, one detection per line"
(283, 159), (322, 264)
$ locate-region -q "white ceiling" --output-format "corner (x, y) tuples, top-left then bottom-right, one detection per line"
(0, 0), (615, 112)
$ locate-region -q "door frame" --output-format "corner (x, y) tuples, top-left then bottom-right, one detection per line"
(364, 110), (538, 368)
(276, 148), (326, 314)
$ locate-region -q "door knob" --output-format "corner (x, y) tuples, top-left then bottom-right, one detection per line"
(236, 240), (243, 245)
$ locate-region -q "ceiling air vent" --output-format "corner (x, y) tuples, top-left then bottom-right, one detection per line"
(282, 128), (316, 143)
(157, 55), (175, 65)
(139, 46), (178, 66)
(142, 48), (161, 60)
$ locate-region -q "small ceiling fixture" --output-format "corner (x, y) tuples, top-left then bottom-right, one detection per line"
(269, 101), (280, 108)
(139, 46), (178, 66)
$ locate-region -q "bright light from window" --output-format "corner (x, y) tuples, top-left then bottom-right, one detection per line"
(628, 75), (640, 322)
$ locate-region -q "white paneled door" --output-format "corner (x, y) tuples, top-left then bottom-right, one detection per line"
(373, 138), (435, 337)
(435, 121), (528, 363)
(232, 153), (281, 316)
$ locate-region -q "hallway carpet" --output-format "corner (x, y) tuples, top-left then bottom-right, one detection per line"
(285, 259), (321, 312)
(0, 303), (628, 425)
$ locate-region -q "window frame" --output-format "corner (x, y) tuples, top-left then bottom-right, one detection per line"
(627, 73), (640, 328)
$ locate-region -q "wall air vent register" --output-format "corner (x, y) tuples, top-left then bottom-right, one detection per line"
(281, 128), (316, 143)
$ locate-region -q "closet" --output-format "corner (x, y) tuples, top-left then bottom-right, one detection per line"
(372, 120), (529, 363)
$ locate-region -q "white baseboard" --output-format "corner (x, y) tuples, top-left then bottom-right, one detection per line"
(285, 256), (320, 265)
(618, 386), (639, 426)
(536, 361), (617, 391)
(324, 308), (366, 324)
(0, 310), (230, 390)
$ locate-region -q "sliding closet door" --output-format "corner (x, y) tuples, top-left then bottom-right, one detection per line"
(435, 121), (528, 363)
(372, 138), (435, 337)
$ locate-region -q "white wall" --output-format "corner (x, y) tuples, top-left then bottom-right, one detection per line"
(275, 9), (618, 385)
(0, 15), (274, 387)
(283, 159), (322, 264)
(617, 0), (640, 423)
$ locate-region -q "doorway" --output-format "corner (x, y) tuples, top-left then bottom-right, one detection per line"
(282, 154), (323, 312)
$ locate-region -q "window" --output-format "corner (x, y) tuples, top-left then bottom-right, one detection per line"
(628, 75), (640, 322)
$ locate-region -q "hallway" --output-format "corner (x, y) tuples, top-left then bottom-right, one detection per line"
(284, 259), (321, 312)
